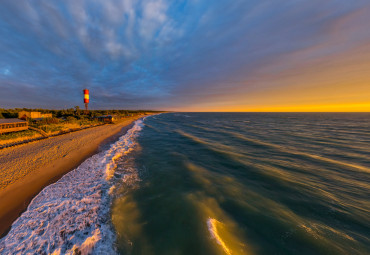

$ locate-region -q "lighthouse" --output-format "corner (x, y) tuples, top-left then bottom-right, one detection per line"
(83, 89), (89, 114)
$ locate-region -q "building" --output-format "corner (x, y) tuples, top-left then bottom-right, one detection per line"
(96, 115), (117, 123)
(0, 119), (28, 134)
(18, 111), (52, 120)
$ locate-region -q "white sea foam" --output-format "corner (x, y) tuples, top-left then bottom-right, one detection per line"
(0, 119), (144, 255)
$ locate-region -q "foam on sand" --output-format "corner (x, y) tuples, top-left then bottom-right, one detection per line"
(0, 119), (144, 254)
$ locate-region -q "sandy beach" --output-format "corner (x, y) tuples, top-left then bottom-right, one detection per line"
(0, 116), (145, 237)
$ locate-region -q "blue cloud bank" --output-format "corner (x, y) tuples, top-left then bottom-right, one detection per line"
(0, 0), (369, 110)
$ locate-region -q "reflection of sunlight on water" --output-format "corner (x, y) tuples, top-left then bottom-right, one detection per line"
(185, 161), (252, 254)
(187, 192), (252, 255)
(112, 194), (153, 255)
(207, 218), (232, 255)
(184, 159), (366, 254)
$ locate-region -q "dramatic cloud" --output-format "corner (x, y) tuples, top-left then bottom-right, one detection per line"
(0, 0), (369, 111)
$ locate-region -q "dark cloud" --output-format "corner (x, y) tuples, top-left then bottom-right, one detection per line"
(0, 0), (369, 110)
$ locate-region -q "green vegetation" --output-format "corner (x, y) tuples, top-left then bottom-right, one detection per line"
(0, 108), (163, 144)
(0, 107), (161, 119)
(31, 117), (101, 134)
(0, 129), (39, 141)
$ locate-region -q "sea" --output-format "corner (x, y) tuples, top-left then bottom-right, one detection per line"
(0, 113), (369, 255)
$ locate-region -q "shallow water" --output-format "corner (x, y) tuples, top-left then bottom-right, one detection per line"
(111, 113), (370, 255)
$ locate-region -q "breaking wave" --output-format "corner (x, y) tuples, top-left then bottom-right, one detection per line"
(0, 119), (144, 254)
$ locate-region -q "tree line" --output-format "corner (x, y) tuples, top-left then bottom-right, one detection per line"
(0, 108), (161, 119)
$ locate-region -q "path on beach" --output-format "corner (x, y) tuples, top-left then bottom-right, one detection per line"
(0, 116), (143, 236)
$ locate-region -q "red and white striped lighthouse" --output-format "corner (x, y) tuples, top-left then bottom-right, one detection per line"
(83, 89), (89, 113)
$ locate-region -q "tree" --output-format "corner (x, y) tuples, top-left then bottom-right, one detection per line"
(75, 106), (81, 116)
(66, 116), (77, 122)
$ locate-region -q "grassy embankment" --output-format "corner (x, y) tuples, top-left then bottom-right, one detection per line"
(0, 117), (101, 146)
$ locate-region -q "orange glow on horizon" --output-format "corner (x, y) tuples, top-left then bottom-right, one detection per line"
(180, 103), (370, 112)
(228, 103), (370, 112)
(174, 43), (370, 113)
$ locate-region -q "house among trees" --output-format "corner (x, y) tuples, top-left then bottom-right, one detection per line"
(18, 111), (52, 120)
(0, 119), (28, 134)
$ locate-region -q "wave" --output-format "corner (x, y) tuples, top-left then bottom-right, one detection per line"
(176, 129), (246, 159)
(186, 191), (252, 255)
(0, 119), (144, 255)
(207, 218), (232, 255)
(221, 129), (370, 174)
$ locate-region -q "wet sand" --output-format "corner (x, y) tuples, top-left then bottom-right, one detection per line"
(0, 116), (145, 237)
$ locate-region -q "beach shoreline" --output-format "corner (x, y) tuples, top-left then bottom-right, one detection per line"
(0, 115), (148, 237)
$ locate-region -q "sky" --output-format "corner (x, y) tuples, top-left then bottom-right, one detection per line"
(0, 0), (369, 111)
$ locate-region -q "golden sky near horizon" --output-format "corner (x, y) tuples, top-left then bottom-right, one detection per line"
(177, 33), (370, 112)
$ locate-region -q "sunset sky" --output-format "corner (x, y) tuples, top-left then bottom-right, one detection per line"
(0, 0), (369, 111)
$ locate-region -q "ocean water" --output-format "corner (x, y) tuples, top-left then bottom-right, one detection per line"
(1, 113), (370, 254)
(110, 113), (370, 255)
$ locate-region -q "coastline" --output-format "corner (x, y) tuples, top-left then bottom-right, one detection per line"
(0, 115), (148, 237)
